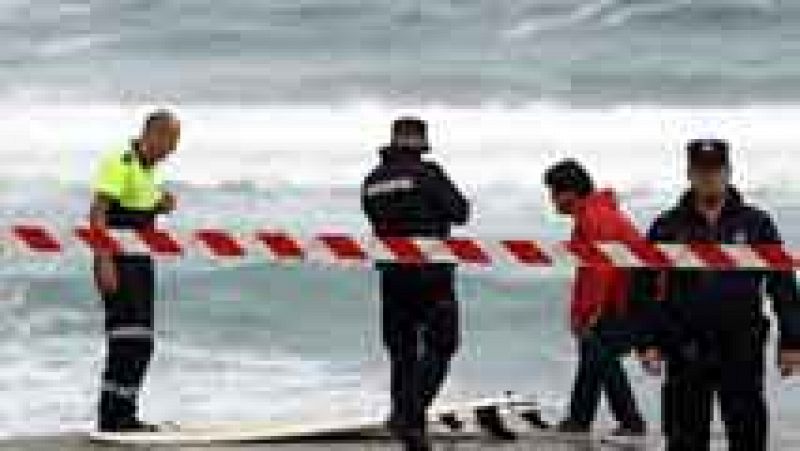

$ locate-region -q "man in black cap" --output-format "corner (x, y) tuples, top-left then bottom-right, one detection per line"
(362, 117), (470, 451)
(633, 138), (800, 450)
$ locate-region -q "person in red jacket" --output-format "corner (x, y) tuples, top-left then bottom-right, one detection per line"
(543, 159), (646, 438)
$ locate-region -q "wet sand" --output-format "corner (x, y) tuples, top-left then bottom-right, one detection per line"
(4, 416), (800, 450)
(5, 428), (797, 451)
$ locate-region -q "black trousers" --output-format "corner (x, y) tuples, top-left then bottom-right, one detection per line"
(98, 255), (155, 428)
(565, 318), (644, 428)
(380, 265), (460, 431)
(663, 320), (769, 451)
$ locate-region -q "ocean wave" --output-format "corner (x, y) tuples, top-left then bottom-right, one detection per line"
(34, 34), (118, 58)
(506, 0), (781, 37)
(3, 0), (800, 105)
(601, 0), (694, 28)
(505, 0), (620, 37)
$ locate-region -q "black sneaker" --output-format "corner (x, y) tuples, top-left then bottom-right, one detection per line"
(386, 413), (406, 437)
(100, 418), (160, 433)
(554, 419), (590, 434)
(398, 427), (431, 451)
(610, 423), (646, 437)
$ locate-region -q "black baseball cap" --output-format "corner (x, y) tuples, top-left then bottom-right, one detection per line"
(390, 116), (430, 153)
(687, 138), (730, 168)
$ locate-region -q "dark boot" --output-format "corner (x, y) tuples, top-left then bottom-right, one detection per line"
(399, 427), (431, 451)
(98, 389), (136, 432)
(555, 419), (591, 434)
(609, 422), (647, 438)
(113, 418), (160, 433)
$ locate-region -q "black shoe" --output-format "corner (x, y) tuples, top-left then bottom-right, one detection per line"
(100, 418), (160, 433)
(555, 419), (590, 434)
(475, 406), (517, 441)
(399, 428), (431, 451)
(386, 412), (405, 437)
(520, 409), (551, 430)
(610, 423), (646, 437)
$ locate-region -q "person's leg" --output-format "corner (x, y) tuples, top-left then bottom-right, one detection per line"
(419, 269), (459, 410)
(419, 300), (458, 407)
(99, 256), (155, 430)
(718, 323), (768, 451)
(124, 257), (155, 420)
(662, 351), (714, 451)
(381, 269), (422, 432)
(562, 333), (606, 428)
(596, 321), (645, 430)
(602, 351), (645, 430)
(99, 282), (129, 430)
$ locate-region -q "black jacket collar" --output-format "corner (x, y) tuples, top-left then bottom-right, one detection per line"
(675, 186), (746, 222)
(379, 146), (422, 165)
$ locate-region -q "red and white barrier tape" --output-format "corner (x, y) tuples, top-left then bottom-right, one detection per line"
(1, 224), (798, 271)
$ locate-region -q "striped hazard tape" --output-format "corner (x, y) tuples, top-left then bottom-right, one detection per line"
(1, 224), (798, 271)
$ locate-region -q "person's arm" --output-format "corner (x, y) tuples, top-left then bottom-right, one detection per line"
(150, 167), (176, 215)
(569, 202), (642, 334)
(90, 153), (125, 294)
(569, 211), (606, 335)
(629, 267), (662, 351)
(89, 193), (118, 294)
(758, 214), (800, 376)
(154, 191), (176, 215)
(421, 161), (470, 226)
(361, 175), (377, 225)
(629, 218), (671, 373)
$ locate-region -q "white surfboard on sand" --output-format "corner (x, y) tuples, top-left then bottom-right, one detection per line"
(91, 393), (717, 448)
(87, 394), (549, 445)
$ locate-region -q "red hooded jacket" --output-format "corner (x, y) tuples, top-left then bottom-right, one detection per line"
(570, 189), (642, 332)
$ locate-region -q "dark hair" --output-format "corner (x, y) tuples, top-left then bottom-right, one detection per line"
(143, 109), (177, 133)
(543, 159), (594, 197)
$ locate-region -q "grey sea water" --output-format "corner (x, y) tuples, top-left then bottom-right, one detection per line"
(5, 0), (800, 105)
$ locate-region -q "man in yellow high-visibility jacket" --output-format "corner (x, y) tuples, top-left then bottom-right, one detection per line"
(89, 110), (179, 432)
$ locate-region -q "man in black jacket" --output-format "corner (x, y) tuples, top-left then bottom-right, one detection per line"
(633, 138), (800, 451)
(362, 117), (470, 451)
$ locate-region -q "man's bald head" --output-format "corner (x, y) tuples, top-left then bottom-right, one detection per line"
(143, 109), (178, 133)
(139, 109), (180, 165)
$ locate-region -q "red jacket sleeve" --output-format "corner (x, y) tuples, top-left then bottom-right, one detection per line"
(570, 204), (642, 330)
